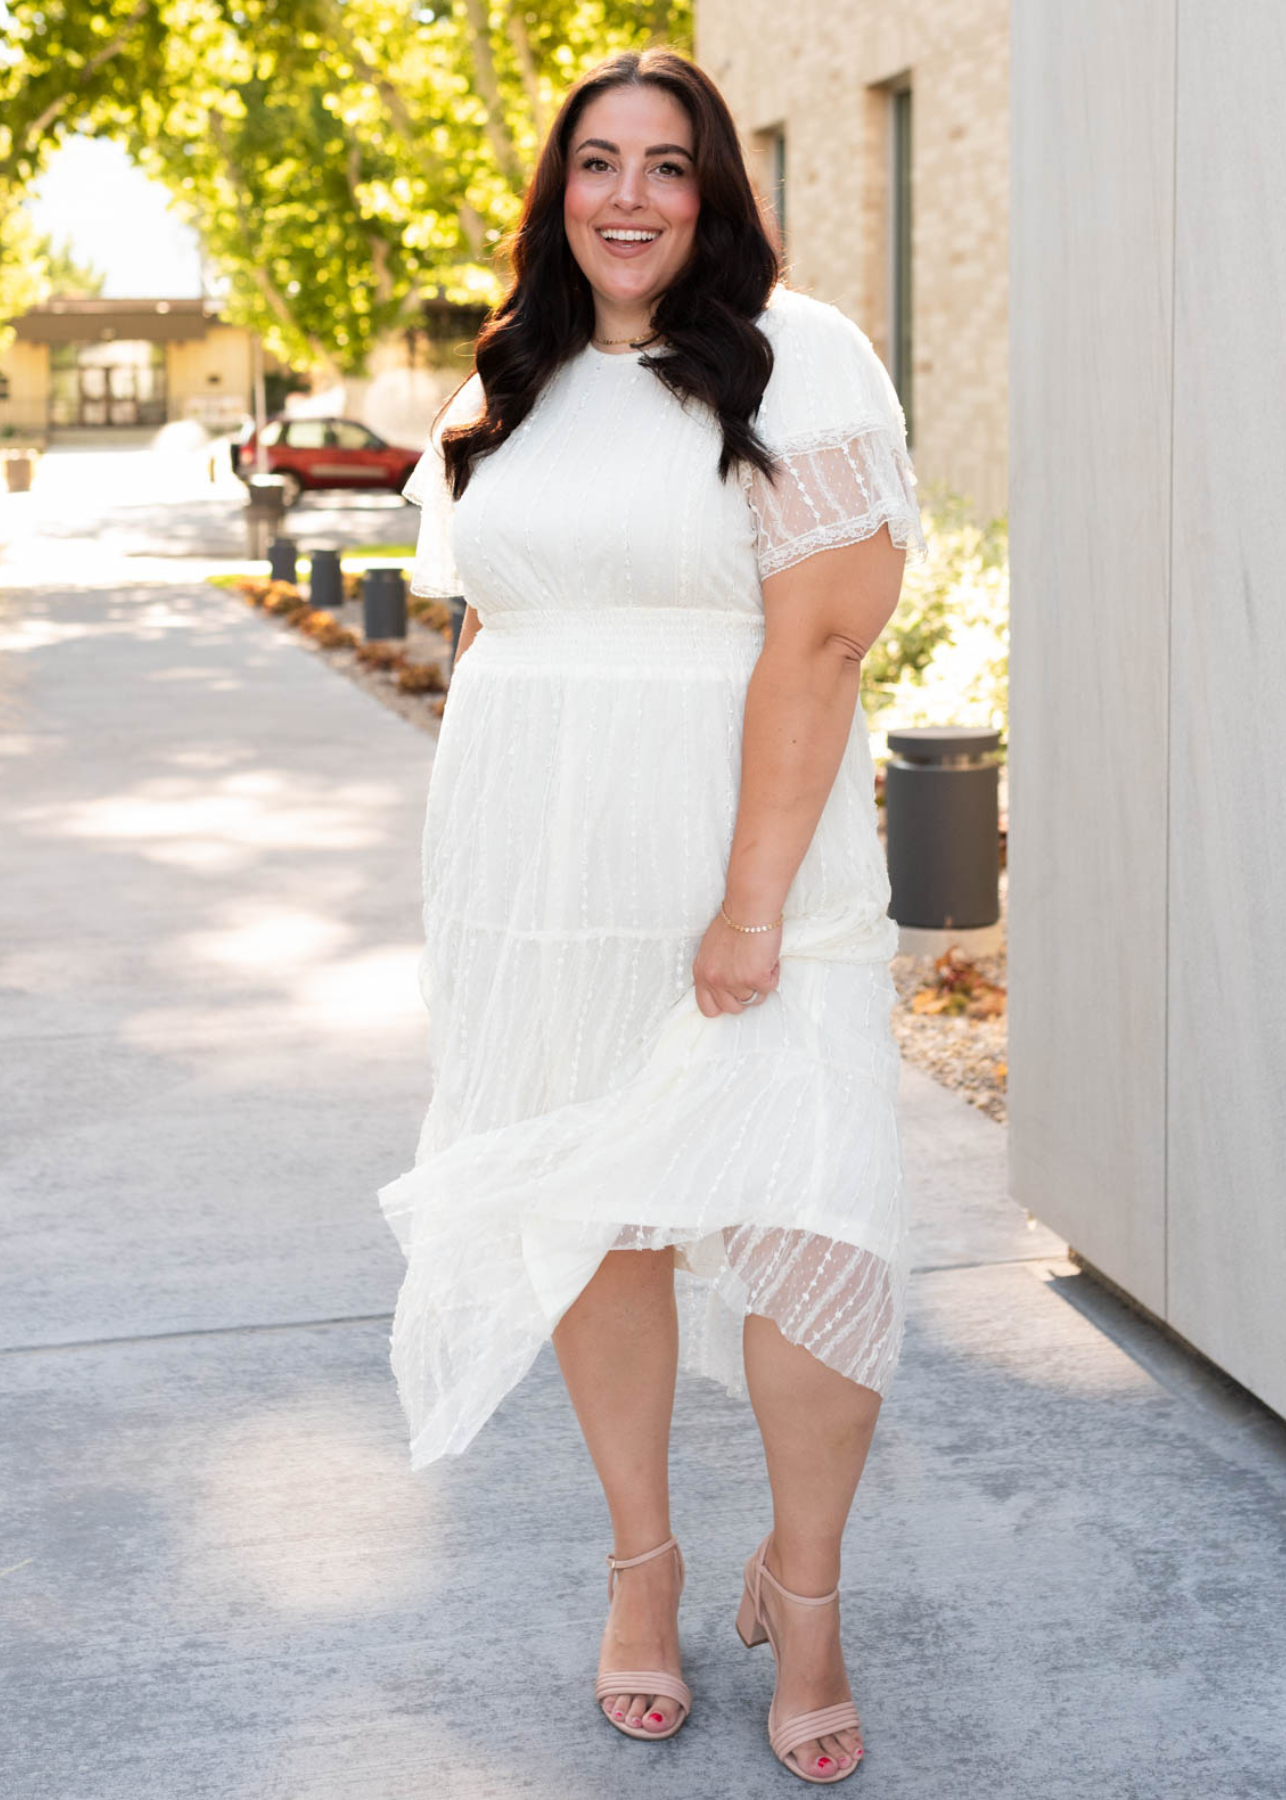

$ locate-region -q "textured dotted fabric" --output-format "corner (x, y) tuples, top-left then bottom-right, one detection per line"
(379, 284), (929, 1467)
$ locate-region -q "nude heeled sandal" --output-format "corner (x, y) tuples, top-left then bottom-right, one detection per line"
(736, 1534), (864, 1783)
(593, 1535), (693, 1741)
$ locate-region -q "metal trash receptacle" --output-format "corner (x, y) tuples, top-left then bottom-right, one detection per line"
(362, 566), (408, 639)
(245, 474), (287, 559)
(884, 725), (1002, 929)
(309, 548), (343, 611)
(267, 537), (297, 584)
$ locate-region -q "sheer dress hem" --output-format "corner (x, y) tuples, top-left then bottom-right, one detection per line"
(377, 983), (907, 1468)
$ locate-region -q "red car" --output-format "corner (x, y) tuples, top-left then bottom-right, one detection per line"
(232, 415), (422, 508)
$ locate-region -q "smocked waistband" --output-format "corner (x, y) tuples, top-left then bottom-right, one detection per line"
(467, 606), (766, 672)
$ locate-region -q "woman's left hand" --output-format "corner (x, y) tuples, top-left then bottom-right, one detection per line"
(692, 909), (782, 1018)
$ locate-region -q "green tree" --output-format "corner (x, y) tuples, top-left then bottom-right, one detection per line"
(0, 200), (48, 348)
(0, 0), (693, 372)
(38, 232), (105, 295)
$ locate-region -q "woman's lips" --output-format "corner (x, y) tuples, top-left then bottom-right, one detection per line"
(595, 227), (662, 258)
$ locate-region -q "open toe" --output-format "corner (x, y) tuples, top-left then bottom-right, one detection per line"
(736, 1534), (864, 1784)
(594, 1537), (692, 1742)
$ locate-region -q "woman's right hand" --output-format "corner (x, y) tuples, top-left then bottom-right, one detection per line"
(692, 910), (781, 1017)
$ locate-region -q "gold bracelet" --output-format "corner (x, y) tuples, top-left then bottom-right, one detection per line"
(720, 902), (783, 934)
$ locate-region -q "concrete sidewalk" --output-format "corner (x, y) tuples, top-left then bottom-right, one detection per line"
(2, 570), (1284, 1800)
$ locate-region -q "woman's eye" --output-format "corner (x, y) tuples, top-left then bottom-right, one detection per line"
(578, 156), (688, 176)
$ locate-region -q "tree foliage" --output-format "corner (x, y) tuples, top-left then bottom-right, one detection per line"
(0, 1), (693, 373)
(36, 233), (107, 297)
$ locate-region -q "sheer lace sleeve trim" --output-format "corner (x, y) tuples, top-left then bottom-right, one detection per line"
(746, 423), (929, 580)
(746, 286), (929, 579)
(404, 372), (484, 600)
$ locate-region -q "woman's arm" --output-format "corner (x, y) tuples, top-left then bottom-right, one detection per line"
(691, 525), (906, 1018)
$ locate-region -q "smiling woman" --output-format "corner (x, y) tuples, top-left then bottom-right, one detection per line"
(429, 49), (779, 493)
(377, 43), (927, 1787)
(562, 100), (700, 323)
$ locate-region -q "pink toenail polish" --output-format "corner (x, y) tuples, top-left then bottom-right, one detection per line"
(613, 1711), (624, 1719)
(817, 1757), (831, 1768)
(648, 1712), (664, 1722)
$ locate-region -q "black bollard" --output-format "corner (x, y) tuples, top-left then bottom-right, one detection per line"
(446, 596), (466, 670)
(309, 548), (343, 611)
(362, 566), (408, 639)
(884, 726), (1002, 929)
(267, 537), (298, 584)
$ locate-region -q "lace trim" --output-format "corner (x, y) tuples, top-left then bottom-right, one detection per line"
(747, 424), (929, 578)
(409, 572), (462, 600)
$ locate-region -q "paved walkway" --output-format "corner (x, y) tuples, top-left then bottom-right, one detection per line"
(3, 462), (1284, 1798)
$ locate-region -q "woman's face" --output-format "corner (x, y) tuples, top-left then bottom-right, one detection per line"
(563, 84), (699, 320)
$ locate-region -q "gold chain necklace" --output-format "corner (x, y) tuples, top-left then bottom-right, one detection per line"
(592, 327), (662, 347)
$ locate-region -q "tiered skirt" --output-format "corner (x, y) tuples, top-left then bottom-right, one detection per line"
(377, 606), (908, 1467)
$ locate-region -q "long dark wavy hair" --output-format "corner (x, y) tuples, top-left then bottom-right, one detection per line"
(440, 46), (783, 499)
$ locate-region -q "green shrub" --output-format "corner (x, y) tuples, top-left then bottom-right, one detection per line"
(865, 482), (1009, 758)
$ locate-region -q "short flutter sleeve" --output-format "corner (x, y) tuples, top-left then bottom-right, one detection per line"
(403, 371), (485, 600)
(745, 289), (928, 579)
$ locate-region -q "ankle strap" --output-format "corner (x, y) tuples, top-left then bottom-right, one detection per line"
(607, 1534), (678, 1572)
(606, 1535), (681, 1599)
(755, 1539), (839, 1608)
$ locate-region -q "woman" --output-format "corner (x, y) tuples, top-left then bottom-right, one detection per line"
(378, 44), (927, 1786)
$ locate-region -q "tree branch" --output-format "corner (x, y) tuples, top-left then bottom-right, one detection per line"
(314, 0), (487, 258)
(206, 111), (339, 377)
(460, 0), (523, 183)
(22, 0), (151, 150)
(345, 140), (394, 304)
(506, 6), (547, 141)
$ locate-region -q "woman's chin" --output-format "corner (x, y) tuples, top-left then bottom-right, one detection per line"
(590, 268), (668, 309)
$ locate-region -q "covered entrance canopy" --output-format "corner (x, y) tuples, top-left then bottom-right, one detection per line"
(13, 298), (224, 430)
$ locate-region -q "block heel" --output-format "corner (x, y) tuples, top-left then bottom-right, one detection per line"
(737, 1584), (769, 1647)
(736, 1534), (864, 1783)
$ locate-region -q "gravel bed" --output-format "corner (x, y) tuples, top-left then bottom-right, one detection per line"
(888, 866), (1009, 1125)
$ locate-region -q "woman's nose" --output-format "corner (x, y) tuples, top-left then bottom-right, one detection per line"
(611, 167), (646, 208)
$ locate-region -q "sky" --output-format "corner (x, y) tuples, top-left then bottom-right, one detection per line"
(26, 135), (209, 298)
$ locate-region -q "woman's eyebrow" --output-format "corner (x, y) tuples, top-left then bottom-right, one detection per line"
(573, 137), (693, 157)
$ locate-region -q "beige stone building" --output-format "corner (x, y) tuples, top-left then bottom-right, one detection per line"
(696, 0), (1009, 524)
(0, 298), (259, 437)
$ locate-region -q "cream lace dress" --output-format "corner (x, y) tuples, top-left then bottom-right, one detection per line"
(377, 283), (928, 1469)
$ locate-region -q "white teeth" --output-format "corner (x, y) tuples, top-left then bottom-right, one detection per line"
(600, 229), (659, 242)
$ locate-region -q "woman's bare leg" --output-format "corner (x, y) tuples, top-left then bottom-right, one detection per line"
(552, 1245), (684, 1733)
(743, 1311), (882, 1777)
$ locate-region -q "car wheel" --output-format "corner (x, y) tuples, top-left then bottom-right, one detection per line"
(278, 471), (304, 508)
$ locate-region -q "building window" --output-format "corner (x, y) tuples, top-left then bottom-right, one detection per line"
(49, 339), (166, 428)
(890, 85), (914, 448)
(756, 124), (787, 255)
